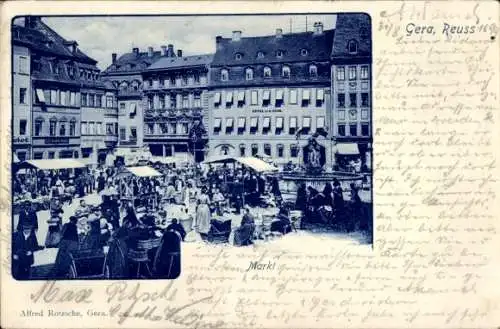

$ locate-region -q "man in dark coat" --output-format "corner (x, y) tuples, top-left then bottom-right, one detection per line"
(166, 219), (186, 241)
(17, 201), (42, 249)
(12, 223), (39, 280)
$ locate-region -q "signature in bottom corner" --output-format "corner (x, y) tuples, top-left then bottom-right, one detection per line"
(109, 295), (225, 328)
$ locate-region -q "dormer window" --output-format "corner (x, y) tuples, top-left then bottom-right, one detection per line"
(309, 64), (318, 77)
(300, 49), (308, 56)
(263, 66), (271, 78)
(257, 51), (264, 59)
(348, 40), (358, 54)
(282, 66), (290, 79)
(245, 68), (253, 81)
(276, 50), (284, 58)
(234, 53), (243, 60)
(221, 69), (229, 81)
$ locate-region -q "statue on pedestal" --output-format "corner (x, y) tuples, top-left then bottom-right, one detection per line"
(303, 136), (326, 175)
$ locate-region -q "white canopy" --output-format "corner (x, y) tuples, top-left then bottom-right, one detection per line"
(236, 157), (278, 172)
(126, 166), (163, 177)
(20, 159), (86, 170)
(150, 156), (177, 164)
(336, 143), (360, 155)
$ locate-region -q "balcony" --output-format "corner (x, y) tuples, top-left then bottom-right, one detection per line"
(143, 107), (203, 119)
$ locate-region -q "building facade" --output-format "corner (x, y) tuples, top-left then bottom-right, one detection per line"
(101, 46), (166, 152)
(12, 42), (32, 161)
(142, 48), (211, 162)
(208, 24), (333, 168)
(331, 13), (372, 170)
(12, 16), (118, 163)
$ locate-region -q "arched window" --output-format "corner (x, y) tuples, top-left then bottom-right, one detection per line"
(251, 143), (259, 156)
(309, 64), (318, 77)
(221, 69), (229, 81)
(239, 143), (246, 156)
(119, 81), (128, 89)
(257, 51), (264, 59)
(220, 145), (230, 156)
(234, 53), (243, 60)
(264, 143), (272, 156)
(348, 40), (358, 54)
(276, 50), (284, 58)
(300, 48), (308, 56)
(49, 118), (57, 137)
(263, 66), (271, 78)
(282, 65), (290, 79)
(245, 68), (254, 80)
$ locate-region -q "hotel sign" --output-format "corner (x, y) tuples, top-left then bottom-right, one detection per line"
(251, 109), (283, 113)
(12, 136), (31, 145)
(44, 137), (70, 145)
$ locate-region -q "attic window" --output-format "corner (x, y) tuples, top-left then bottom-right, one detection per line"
(221, 69), (229, 81)
(234, 53), (243, 60)
(300, 49), (308, 56)
(263, 66), (271, 78)
(348, 40), (358, 54)
(276, 50), (284, 58)
(257, 51), (264, 59)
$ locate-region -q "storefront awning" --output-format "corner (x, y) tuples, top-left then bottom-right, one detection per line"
(289, 117), (297, 129)
(276, 117), (284, 129)
(213, 118), (222, 128)
(263, 117), (271, 128)
(226, 118), (234, 128)
(226, 92), (233, 103)
(336, 143), (360, 155)
(238, 117), (246, 128)
(36, 89), (46, 103)
(126, 166), (163, 177)
(238, 91), (245, 102)
(276, 89), (284, 100)
(236, 157), (278, 173)
(19, 159), (86, 170)
(250, 117), (258, 128)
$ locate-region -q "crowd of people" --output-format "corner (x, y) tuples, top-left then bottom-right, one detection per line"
(12, 160), (368, 280)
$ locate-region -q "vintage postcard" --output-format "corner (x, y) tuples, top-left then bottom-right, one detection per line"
(0, 1), (499, 328)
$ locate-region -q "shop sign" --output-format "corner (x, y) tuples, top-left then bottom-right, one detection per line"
(251, 109), (283, 113)
(45, 137), (70, 145)
(12, 136), (31, 144)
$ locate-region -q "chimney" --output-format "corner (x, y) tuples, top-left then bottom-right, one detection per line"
(112, 53), (117, 64)
(313, 22), (324, 35)
(148, 46), (154, 57)
(133, 47), (139, 56)
(161, 45), (168, 56)
(177, 49), (182, 57)
(216, 36), (223, 50)
(167, 44), (174, 57)
(276, 28), (283, 38)
(232, 30), (242, 41)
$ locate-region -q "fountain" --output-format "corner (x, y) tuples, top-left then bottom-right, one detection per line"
(277, 135), (365, 195)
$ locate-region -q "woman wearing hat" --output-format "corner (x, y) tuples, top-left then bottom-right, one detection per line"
(194, 186), (211, 237)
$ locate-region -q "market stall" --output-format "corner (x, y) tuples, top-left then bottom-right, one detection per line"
(115, 166), (163, 210)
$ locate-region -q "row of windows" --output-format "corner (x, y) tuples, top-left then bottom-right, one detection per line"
(222, 143), (300, 158)
(336, 93), (370, 108)
(147, 93), (202, 110)
(336, 65), (369, 81)
(337, 124), (370, 137)
(81, 121), (105, 135)
(220, 64), (318, 82)
(234, 48), (310, 61)
(31, 151), (79, 160)
(34, 89), (79, 106)
(33, 119), (77, 137)
(338, 109), (370, 121)
(212, 116), (325, 136)
(144, 73), (207, 88)
(213, 88), (325, 108)
(81, 93), (114, 108)
(119, 127), (137, 141)
(145, 122), (190, 135)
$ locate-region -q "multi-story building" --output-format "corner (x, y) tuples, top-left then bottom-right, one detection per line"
(208, 23), (333, 167)
(101, 46), (166, 153)
(12, 17), (105, 160)
(330, 13), (372, 170)
(12, 39), (32, 161)
(142, 48), (212, 162)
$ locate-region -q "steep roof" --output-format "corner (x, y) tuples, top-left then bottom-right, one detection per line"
(331, 13), (371, 62)
(211, 29), (334, 67)
(103, 50), (163, 74)
(147, 54), (213, 71)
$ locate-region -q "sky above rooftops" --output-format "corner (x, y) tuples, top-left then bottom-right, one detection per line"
(38, 15), (336, 70)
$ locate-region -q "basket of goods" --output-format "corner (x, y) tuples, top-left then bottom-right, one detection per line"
(136, 237), (162, 250)
(127, 249), (149, 262)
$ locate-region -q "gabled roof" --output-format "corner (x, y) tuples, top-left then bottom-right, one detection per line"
(103, 51), (163, 74)
(331, 13), (371, 61)
(211, 29), (334, 67)
(147, 54), (213, 71)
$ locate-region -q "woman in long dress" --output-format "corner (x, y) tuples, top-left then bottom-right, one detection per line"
(194, 187), (211, 236)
